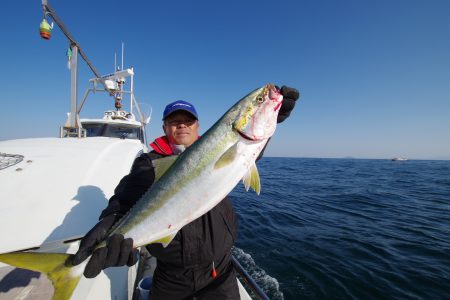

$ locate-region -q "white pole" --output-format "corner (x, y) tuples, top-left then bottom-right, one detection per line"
(121, 42), (124, 71)
(70, 45), (78, 128)
(130, 67), (134, 114)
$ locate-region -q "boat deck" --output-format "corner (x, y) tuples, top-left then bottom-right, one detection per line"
(0, 266), (53, 299)
(0, 250), (253, 300)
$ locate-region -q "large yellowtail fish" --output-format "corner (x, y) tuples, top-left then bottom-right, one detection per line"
(0, 84), (283, 299)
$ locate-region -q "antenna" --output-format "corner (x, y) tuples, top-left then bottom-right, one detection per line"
(121, 42), (124, 71)
(114, 53), (117, 71)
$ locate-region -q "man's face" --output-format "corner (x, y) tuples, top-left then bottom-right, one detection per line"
(163, 111), (199, 147)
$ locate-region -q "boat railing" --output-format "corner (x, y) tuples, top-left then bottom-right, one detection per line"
(231, 255), (270, 300)
(132, 250), (270, 300)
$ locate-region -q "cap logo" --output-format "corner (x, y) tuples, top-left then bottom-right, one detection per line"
(171, 103), (192, 108)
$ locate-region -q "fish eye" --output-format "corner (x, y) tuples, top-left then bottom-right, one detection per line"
(257, 96), (264, 103)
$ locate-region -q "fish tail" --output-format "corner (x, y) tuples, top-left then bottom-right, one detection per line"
(0, 252), (83, 300)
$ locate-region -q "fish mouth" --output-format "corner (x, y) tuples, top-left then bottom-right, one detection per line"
(268, 85), (283, 111)
(238, 130), (255, 141)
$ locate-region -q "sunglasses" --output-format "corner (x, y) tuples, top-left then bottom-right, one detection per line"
(166, 118), (197, 127)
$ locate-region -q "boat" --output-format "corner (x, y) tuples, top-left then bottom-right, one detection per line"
(0, 1), (148, 298)
(0, 1), (267, 299)
(391, 157), (408, 161)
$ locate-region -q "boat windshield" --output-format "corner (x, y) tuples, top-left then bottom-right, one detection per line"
(83, 123), (144, 143)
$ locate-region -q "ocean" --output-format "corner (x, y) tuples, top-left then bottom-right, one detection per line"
(229, 157), (450, 300)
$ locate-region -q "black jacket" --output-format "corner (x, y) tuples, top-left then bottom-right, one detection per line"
(99, 151), (238, 270)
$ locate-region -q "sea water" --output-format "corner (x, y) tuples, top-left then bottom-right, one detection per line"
(229, 158), (450, 300)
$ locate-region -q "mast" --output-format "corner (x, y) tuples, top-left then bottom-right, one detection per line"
(41, 0), (113, 136)
(40, 0), (150, 139)
(41, 0), (105, 81)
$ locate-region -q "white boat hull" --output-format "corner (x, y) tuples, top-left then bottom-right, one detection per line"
(0, 136), (146, 299)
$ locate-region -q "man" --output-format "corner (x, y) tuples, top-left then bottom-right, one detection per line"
(70, 85), (299, 299)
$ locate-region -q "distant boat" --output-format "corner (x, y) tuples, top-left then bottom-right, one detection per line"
(392, 157), (408, 161)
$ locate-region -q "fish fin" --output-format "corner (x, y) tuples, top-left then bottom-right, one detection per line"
(152, 155), (179, 181)
(153, 232), (178, 248)
(214, 143), (238, 169)
(242, 163), (261, 195)
(0, 252), (82, 300)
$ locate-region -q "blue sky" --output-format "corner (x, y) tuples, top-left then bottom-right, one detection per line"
(1, 0), (449, 159)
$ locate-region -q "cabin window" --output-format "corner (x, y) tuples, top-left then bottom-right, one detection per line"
(104, 125), (139, 139)
(83, 124), (104, 137)
(82, 123), (143, 142)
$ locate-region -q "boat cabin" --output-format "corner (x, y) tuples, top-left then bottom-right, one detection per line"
(81, 110), (146, 143)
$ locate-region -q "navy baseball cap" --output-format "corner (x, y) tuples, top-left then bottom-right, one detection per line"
(163, 100), (198, 120)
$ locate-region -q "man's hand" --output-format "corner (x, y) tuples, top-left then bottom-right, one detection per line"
(277, 85), (300, 123)
(67, 214), (139, 278)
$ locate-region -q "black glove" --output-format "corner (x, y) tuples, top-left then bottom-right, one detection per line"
(67, 214), (139, 278)
(277, 85), (300, 123)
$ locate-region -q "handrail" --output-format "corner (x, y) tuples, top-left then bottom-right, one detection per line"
(231, 255), (270, 300)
